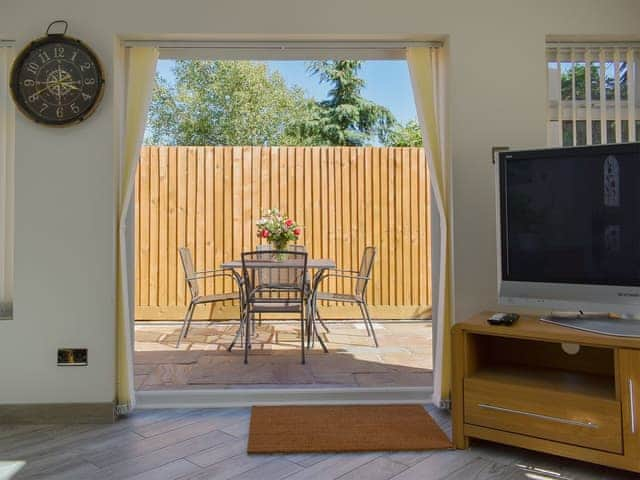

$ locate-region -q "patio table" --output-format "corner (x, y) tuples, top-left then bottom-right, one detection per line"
(221, 258), (336, 297)
(222, 257), (336, 353)
(220, 258), (336, 271)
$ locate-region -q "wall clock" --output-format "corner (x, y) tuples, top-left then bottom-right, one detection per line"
(10, 21), (105, 126)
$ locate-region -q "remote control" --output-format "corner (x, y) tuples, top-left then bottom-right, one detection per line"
(487, 312), (519, 326)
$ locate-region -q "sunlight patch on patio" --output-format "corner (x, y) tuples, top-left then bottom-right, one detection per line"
(135, 320), (433, 390)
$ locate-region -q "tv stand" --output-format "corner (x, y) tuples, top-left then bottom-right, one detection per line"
(549, 311), (614, 319)
(452, 312), (640, 473)
(541, 314), (640, 338)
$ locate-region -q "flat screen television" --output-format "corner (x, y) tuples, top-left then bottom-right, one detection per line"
(497, 142), (640, 315)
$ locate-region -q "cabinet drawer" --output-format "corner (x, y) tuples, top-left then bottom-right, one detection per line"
(464, 377), (622, 453)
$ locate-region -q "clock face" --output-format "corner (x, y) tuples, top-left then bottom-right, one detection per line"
(10, 36), (104, 126)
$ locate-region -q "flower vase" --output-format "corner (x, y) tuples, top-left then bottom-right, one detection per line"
(270, 240), (289, 260)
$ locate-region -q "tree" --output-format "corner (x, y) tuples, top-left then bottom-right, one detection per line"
(560, 63), (628, 101)
(385, 120), (423, 147)
(557, 62), (629, 146)
(145, 60), (314, 145)
(294, 60), (396, 146)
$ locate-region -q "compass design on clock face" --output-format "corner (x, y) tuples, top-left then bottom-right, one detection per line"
(11, 34), (105, 126)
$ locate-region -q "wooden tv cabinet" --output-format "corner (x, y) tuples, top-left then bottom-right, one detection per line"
(452, 312), (640, 473)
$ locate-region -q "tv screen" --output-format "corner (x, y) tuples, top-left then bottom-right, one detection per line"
(500, 143), (640, 287)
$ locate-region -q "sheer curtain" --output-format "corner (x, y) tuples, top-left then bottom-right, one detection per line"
(116, 47), (159, 414)
(0, 44), (14, 320)
(547, 45), (639, 147)
(407, 46), (451, 406)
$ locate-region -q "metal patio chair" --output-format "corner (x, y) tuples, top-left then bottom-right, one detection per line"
(252, 245), (307, 328)
(176, 247), (244, 348)
(240, 250), (311, 364)
(311, 246), (378, 347)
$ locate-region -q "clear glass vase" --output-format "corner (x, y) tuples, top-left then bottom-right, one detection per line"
(269, 240), (289, 260)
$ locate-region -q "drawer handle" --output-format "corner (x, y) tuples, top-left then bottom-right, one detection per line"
(630, 379), (636, 434)
(478, 403), (598, 429)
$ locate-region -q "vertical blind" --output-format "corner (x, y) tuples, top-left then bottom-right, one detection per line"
(547, 45), (639, 147)
(0, 44), (14, 319)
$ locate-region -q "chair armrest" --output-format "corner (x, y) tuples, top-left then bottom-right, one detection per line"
(188, 269), (244, 287)
(312, 270), (368, 294)
(317, 270), (368, 281)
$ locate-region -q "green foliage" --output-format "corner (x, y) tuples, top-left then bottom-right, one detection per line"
(560, 63), (628, 101)
(292, 60), (397, 146)
(146, 59), (422, 148)
(385, 120), (423, 147)
(146, 60), (314, 146)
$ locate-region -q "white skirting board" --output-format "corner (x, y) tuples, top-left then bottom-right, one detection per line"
(136, 386), (434, 409)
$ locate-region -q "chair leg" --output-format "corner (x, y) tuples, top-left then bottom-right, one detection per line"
(316, 308), (330, 333)
(358, 303), (372, 337)
(177, 303), (195, 348)
(312, 305), (319, 349)
(228, 328), (240, 351)
(314, 318), (329, 353)
(308, 296), (320, 348)
(361, 302), (378, 347)
(300, 309), (305, 364)
(244, 308), (251, 364)
(184, 303), (196, 336)
(228, 305), (244, 352)
(306, 299), (328, 353)
(306, 298), (313, 349)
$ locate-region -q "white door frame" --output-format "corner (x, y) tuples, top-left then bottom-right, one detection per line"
(115, 38), (441, 408)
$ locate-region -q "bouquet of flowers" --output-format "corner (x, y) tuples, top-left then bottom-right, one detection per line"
(256, 208), (302, 251)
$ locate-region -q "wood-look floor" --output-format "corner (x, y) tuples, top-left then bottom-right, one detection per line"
(1, 406), (636, 479)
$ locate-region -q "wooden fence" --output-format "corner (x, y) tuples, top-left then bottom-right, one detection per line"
(135, 146), (431, 320)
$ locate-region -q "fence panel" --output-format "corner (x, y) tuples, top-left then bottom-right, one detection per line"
(135, 146), (430, 320)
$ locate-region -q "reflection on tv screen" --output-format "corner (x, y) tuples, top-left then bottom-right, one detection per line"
(502, 149), (640, 286)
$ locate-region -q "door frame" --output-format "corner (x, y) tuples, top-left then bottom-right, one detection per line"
(115, 37), (443, 407)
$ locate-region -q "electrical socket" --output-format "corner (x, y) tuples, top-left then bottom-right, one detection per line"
(57, 348), (88, 366)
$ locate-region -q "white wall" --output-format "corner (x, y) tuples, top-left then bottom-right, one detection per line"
(1, 0), (639, 403)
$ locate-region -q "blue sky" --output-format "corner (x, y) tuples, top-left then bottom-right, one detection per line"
(155, 59), (417, 124)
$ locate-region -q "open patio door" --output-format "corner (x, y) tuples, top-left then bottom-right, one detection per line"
(122, 40), (445, 409)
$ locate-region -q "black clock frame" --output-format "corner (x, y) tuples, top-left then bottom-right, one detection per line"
(10, 33), (105, 127)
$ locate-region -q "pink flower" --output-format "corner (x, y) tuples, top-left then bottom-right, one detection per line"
(261, 229), (269, 238)
(293, 227), (301, 236)
(285, 219), (294, 227)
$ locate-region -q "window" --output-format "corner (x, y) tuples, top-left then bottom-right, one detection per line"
(0, 43), (14, 319)
(547, 45), (639, 147)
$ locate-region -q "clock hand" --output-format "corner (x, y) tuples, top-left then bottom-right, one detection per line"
(32, 84), (54, 96)
(59, 83), (80, 91)
(37, 77), (79, 85)
(31, 68), (82, 100)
